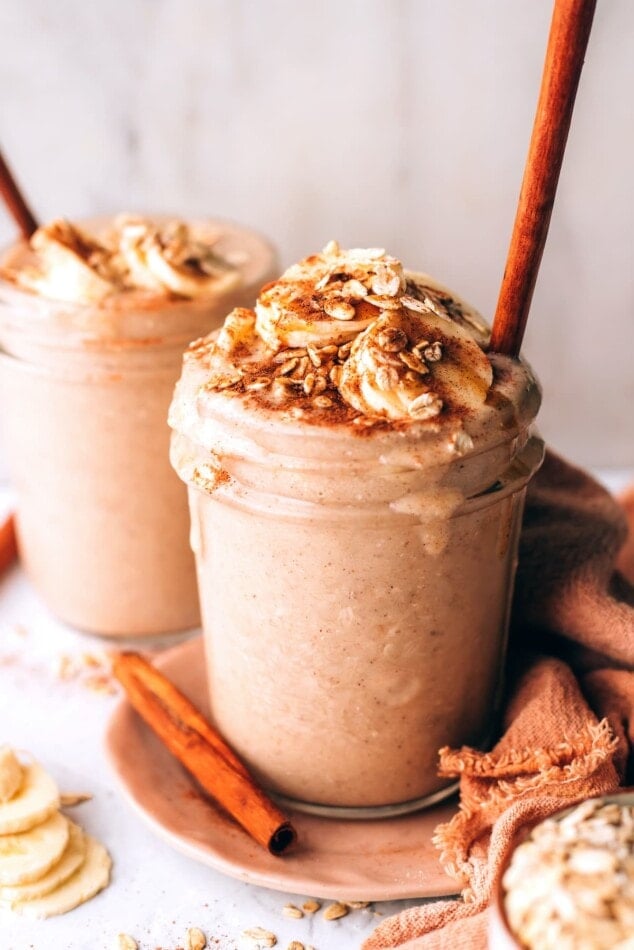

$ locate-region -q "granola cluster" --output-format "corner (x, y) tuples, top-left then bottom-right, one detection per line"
(503, 798), (634, 949)
(193, 241), (492, 430)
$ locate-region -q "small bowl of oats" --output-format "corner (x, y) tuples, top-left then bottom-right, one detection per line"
(489, 794), (634, 949)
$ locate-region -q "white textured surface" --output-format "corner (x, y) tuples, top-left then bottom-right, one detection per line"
(0, 498), (424, 950)
(0, 470), (631, 949)
(0, 1), (633, 467)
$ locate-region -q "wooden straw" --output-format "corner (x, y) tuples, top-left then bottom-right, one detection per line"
(0, 514), (18, 578)
(489, 0), (596, 357)
(0, 149), (38, 240)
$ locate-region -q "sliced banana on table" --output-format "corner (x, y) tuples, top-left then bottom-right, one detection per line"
(0, 811), (69, 886)
(9, 834), (111, 920)
(0, 748), (23, 804)
(0, 821), (86, 904)
(0, 749), (111, 917)
(0, 762), (60, 835)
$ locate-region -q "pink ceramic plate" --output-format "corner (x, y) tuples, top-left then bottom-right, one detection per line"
(105, 636), (459, 901)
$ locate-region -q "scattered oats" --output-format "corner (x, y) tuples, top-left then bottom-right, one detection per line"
(303, 373), (316, 396)
(274, 349), (307, 361)
(365, 294), (402, 311)
(347, 247), (385, 260)
(422, 341), (443, 363)
(282, 903), (303, 919)
(374, 348), (403, 368)
(294, 356), (310, 378)
(56, 654), (78, 680)
(60, 792), (93, 807)
(274, 376), (303, 390)
(323, 901), (349, 921)
(81, 652), (102, 669)
(401, 294), (429, 314)
(345, 900), (371, 909)
(450, 431), (474, 456)
(342, 279), (368, 298)
(207, 372), (242, 391)
(242, 927), (277, 947)
(323, 299), (356, 321)
(322, 240), (340, 256)
(287, 943), (305, 950)
(306, 345), (322, 367)
(337, 341), (353, 361)
(329, 364), (342, 388)
(315, 271), (333, 291)
(301, 899), (321, 914)
(184, 927), (207, 950)
(399, 350), (429, 375)
(371, 266), (401, 297)
(376, 365), (398, 391)
(277, 358), (299, 377)
(408, 392), (443, 420)
(84, 674), (118, 696)
(247, 377), (271, 391)
(320, 344), (339, 358)
(377, 327), (408, 352)
(313, 376), (328, 396)
(419, 293), (450, 319)
(116, 936), (138, 950)
(313, 395), (333, 409)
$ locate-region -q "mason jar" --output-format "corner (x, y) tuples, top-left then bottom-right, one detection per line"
(169, 355), (543, 816)
(0, 218), (276, 637)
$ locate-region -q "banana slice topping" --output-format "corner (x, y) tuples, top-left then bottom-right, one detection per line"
(199, 241), (494, 432)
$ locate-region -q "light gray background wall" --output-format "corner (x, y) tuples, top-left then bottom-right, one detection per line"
(1, 0), (632, 468)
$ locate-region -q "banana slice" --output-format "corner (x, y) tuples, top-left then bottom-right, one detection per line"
(0, 748), (23, 804)
(255, 289), (374, 350)
(118, 222), (239, 298)
(9, 834), (111, 919)
(0, 821), (85, 904)
(0, 762), (59, 835)
(0, 811), (69, 886)
(17, 220), (115, 303)
(340, 306), (493, 421)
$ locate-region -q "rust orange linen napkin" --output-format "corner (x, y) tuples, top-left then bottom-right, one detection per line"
(363, 452), (634, 950)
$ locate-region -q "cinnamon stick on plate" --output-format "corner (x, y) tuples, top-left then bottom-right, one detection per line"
(112, 652), (297, 856)
(0, 514), (18, 577)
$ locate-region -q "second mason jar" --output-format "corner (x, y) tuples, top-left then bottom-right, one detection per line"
(0, 217), (277, 636)
(170, 356), (543, 815)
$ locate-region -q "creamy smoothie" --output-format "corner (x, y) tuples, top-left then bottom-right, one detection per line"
(169, 242), (543, 812)
(0, 216), (277, 636)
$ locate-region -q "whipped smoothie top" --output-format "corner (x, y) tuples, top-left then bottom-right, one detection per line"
(176, 241), (539, 454)
(0, 216), (243, 304)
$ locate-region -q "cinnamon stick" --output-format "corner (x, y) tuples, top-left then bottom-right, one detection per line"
(0, 514), (18, 577)
(0, 149), (38, 240)
(112, 652), (296, 856)
(489, 0), (597, 357)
